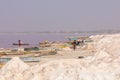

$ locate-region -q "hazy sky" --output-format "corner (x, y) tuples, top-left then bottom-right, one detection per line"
(0, 0), (120, 32)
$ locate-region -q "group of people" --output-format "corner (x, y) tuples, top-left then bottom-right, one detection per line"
(72, 40), (84, 51)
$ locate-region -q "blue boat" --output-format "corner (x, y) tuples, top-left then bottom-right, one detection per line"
(0, 57), (41, 63)
(0, 58), (11, 63)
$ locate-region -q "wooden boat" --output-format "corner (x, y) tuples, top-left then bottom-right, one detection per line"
(13, 43), (29, 45)
(13, 40), (29, 47)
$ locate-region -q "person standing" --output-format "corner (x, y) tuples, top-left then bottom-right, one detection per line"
(72, 40), (77, 51)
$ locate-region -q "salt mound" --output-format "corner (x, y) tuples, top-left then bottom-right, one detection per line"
(90, 34), (105, 42)
(28, 59), (120, 80)
(1, 57), (120, 80)
(1, 57), (29, 73)
(91, 34), (120, 58)
(0, 57), (30, 80)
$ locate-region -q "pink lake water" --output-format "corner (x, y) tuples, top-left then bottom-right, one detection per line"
(0, 33), (97, 48)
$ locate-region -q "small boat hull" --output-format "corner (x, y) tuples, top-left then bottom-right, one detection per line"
(0, 57), (40, 63)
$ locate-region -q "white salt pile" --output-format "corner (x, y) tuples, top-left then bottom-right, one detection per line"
(0, 57), (30, 80)
(1, 34), (120, 80)
(91, 34), (120, 59)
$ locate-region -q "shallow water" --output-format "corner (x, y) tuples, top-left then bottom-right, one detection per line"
(0, 33), (97, 48)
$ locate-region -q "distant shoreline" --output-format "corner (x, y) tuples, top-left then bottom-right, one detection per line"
(0, 29), (120, 34)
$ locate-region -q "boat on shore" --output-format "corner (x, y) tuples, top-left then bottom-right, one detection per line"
(13, 43), (29, 45)
(0, 57), (41, 63)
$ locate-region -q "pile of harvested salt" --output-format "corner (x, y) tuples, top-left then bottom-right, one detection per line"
(0, 57), (30, 80)
(1, 58), (119, 80)
(91, 34), (120, 59)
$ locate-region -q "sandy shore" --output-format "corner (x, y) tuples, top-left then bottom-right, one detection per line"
(41, 50), (94, 59)
(26, 49), (95, 66)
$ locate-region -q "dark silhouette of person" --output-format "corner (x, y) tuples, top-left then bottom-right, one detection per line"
(72, 40), (77, 51)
